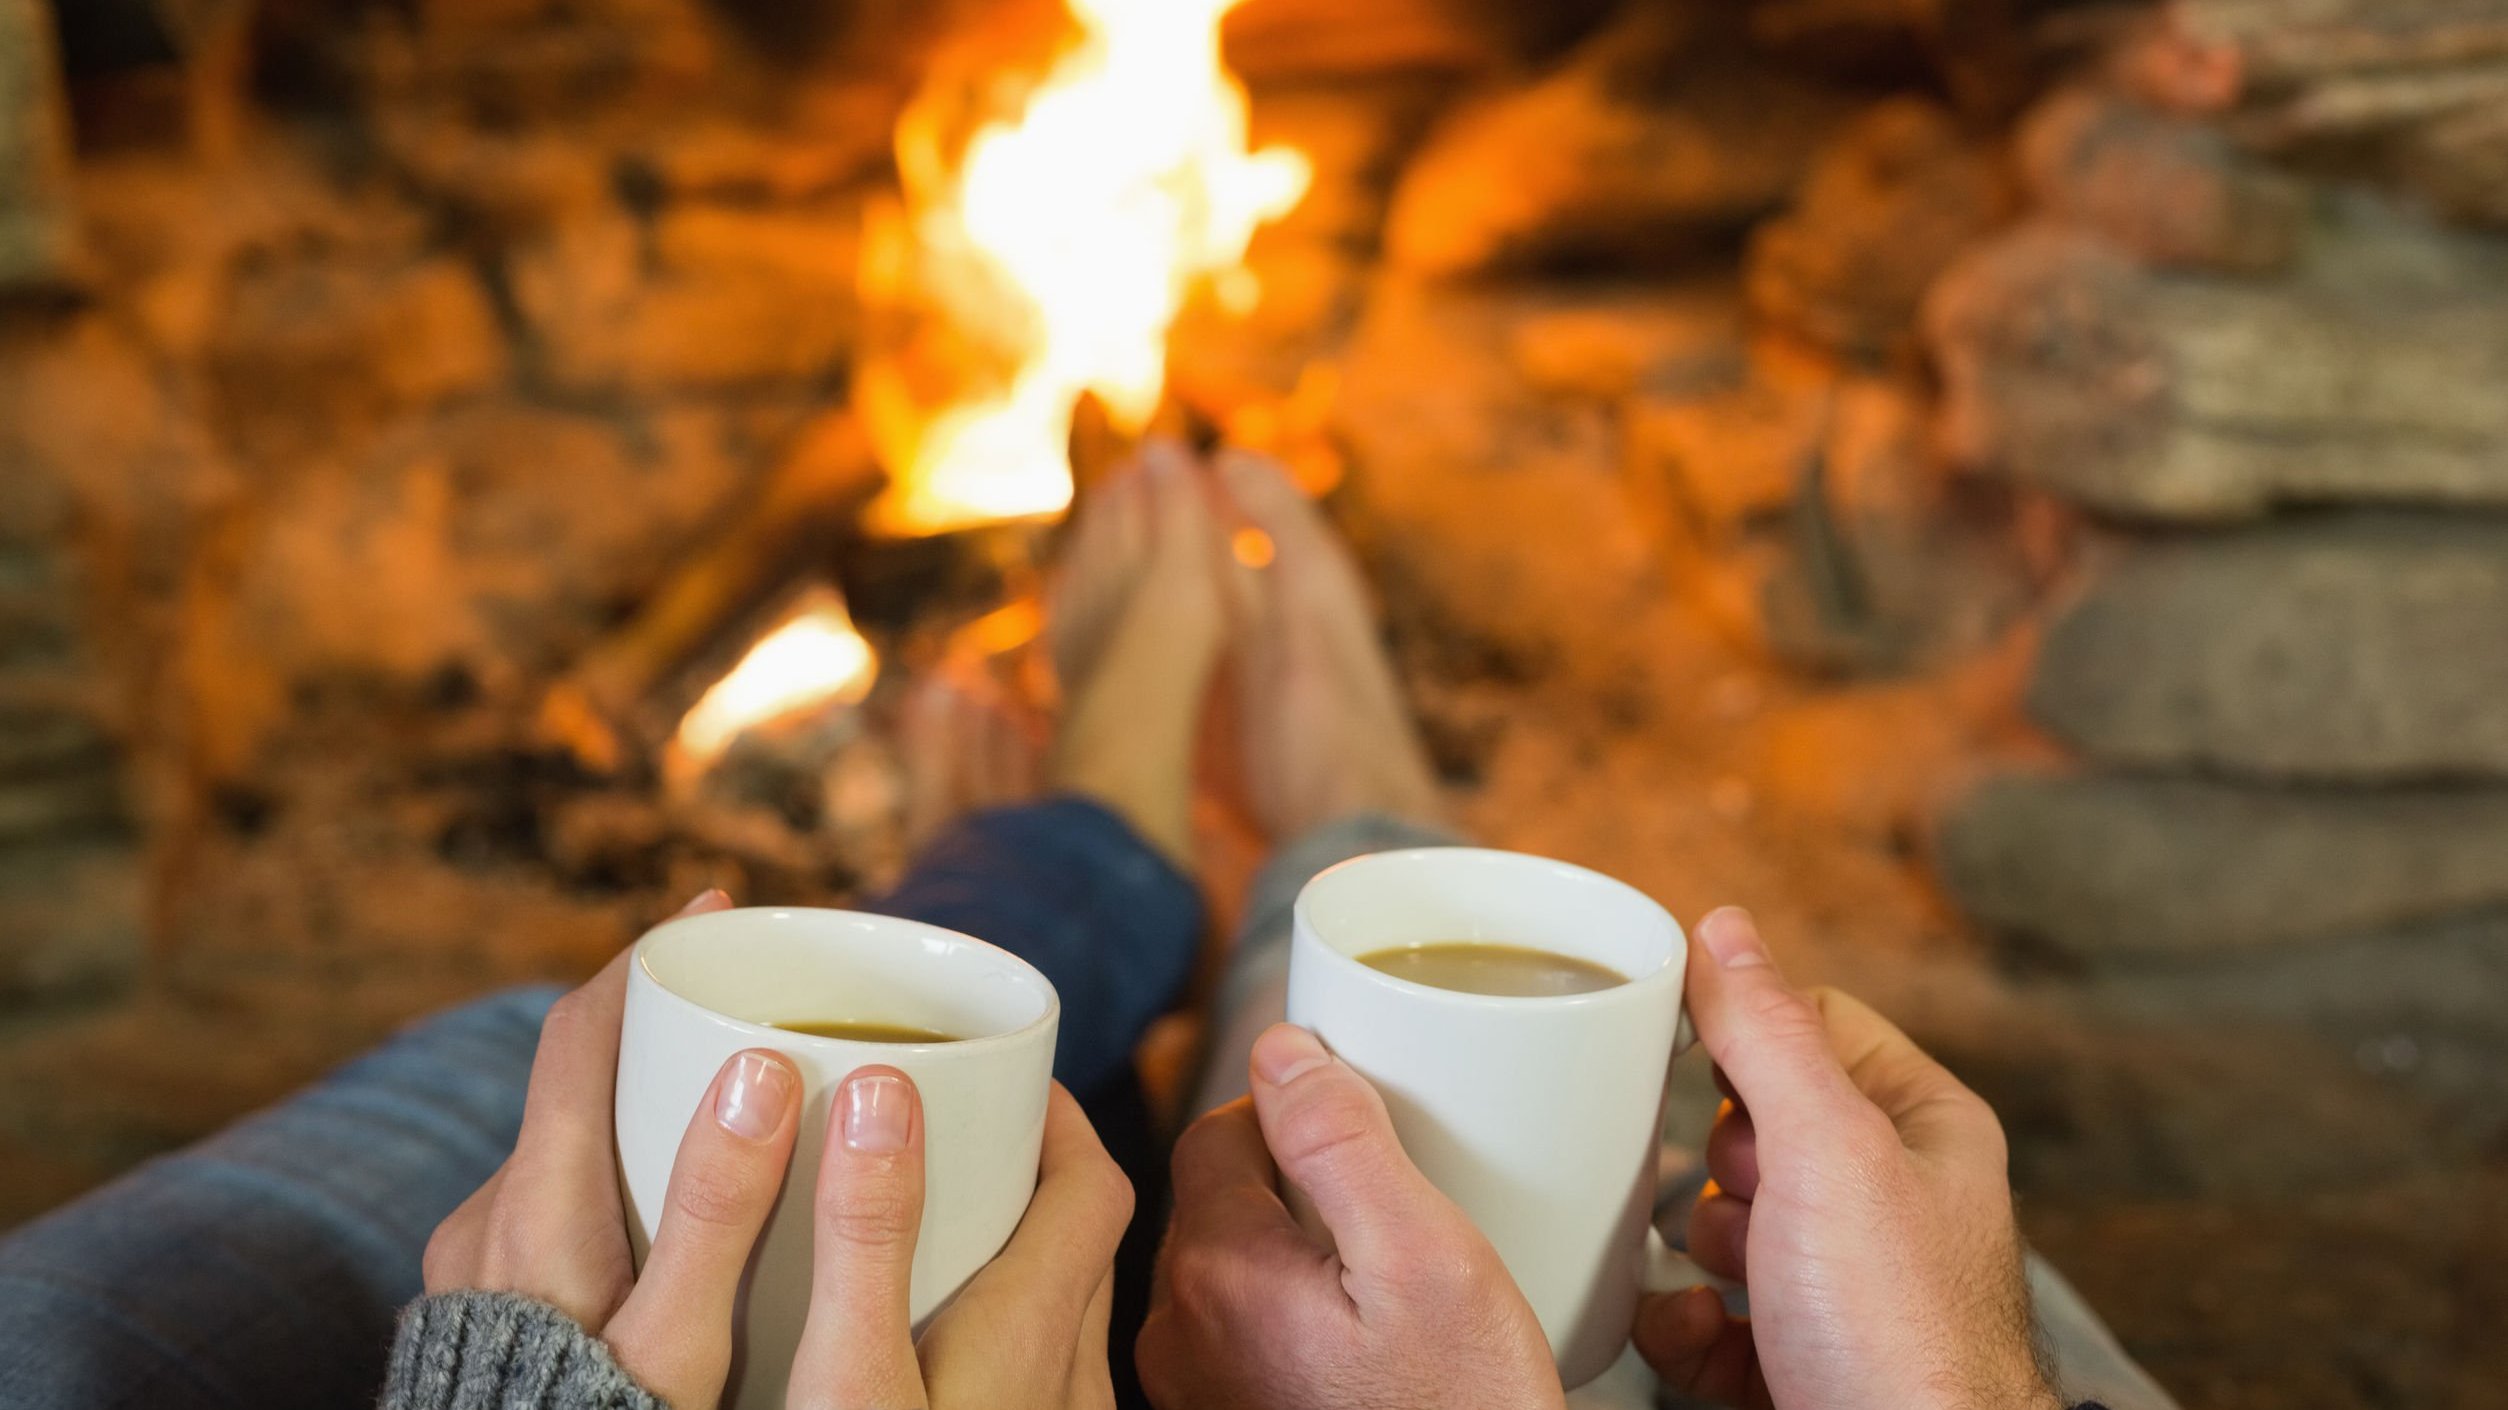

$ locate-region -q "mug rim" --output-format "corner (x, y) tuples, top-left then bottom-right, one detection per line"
(631, 905), (1062, 1056)
(1293, 846), (1685, 1011)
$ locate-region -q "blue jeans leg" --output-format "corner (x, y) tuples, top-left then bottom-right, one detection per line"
(0, 985), (558, 1410)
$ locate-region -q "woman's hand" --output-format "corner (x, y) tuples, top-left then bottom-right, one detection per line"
(1633, 908), (2062, 1410)
(796, 1078), (1133, 1410)
(423, 890), (807, 1406)
(422, 888), (1133, 1409)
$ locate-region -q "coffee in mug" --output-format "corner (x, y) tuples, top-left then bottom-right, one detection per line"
(1356, 941), (1624, 997)
(771, 1020), (963, 1043)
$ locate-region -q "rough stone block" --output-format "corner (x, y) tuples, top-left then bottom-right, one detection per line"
(510, 208), (858, 395)
(0, 0), (77, 288)
(1383, 7), (1851, 275)
(1747, 97), (2013, 359)
(1334, 278), (1669, 682)
(0, 843), (144, 1003)
(2033, 514), (2508, 779)
(207, 255), (510, 458)
(217, 400), (752, 691)
(2016, 86), (2304, 273)
(1927, 218), (2508, 519)
(1938, 772), (2508, 960)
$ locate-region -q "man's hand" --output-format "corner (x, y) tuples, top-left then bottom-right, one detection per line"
(1135, 1024), (1565, 1410)
(1634, 908), (2062, 1410)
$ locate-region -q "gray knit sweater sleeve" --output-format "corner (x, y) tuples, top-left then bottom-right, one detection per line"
(381, 1291), (669, 1410)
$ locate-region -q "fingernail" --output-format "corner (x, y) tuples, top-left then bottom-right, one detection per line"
(673, 888), (730, 918)
(1698, 908), (1770, 969)
(1251, 1025), (1334, 1087)
(842, 1073), (912, 1153)
(716, 1051), (792, 1141)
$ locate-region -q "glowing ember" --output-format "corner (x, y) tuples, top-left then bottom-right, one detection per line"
(674, 587), (878, 768)
(859, 0), (1311, 536)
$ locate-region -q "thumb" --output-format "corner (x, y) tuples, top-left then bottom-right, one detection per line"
(603, 1050), (800, 1408)
(1246, 1024), (1465, 1285)
(1683, 909), (1874, 1157)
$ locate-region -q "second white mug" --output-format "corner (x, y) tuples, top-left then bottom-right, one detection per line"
(1285, 847), (1691, 1388)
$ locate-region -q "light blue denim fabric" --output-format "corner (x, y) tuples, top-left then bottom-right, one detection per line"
(0, 985), (560, 1410)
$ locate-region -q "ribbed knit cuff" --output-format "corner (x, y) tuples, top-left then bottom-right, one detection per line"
(382, 1291), (665, 1410)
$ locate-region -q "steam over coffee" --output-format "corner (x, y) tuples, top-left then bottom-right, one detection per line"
(1355, 942), (1624, 998)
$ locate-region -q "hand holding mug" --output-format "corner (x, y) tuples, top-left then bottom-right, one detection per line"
(1136, 1023), (1564, 1410)
(423, 892), (1131, 1410)
(1633, 908), (2062, 1410)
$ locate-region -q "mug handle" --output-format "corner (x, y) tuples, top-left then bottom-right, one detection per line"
(1649, 997), (1724, 1295)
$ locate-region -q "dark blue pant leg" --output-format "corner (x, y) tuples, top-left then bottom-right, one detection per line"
(866, 795), (1204, 1410)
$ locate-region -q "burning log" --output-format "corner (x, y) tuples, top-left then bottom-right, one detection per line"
(537, 415), (879, 771)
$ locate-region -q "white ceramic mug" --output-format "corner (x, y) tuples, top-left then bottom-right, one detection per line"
(1285, 847), (1693, 1388)
(616, 907), (1059, 1410)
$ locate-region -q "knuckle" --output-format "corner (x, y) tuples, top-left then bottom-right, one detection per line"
(1959, 1091), (2011, 1163)
(1739, 978), (1823, 1043)
(420, 1225), (458, 1289)
(483, 1200), (534, 1258)
(1090, 1156), (1138, 1230)
(1162, 1241), (1243, 1324)
(1272, 1086), (1380, 1172)
(537, 990), (595, 1044)
(819, 1181), (919, 1251)
(1835, 1104), (1905, 1163)
(668, 1164), (760, 1232)
(1393, 1227), (1491, 1298)
(1171, 1107), (1240, 1171)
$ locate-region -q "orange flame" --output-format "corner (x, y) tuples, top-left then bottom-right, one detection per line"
(673, 587), (878, 770)
(859, 0), (1310, 537)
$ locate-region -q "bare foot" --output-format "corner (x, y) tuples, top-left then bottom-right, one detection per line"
(1047, 446), (1237, 867)
(1217, 451), (1443, 842)
(1046, 439), (1189, 704)
(898, 668), (1044, 856)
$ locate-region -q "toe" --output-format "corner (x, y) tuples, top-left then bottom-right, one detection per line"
(1213, 450), (1311, 538)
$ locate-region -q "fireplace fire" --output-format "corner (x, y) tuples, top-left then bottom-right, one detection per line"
(3, 0), (2506, 1403)
(858, 0), (1309, 537)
